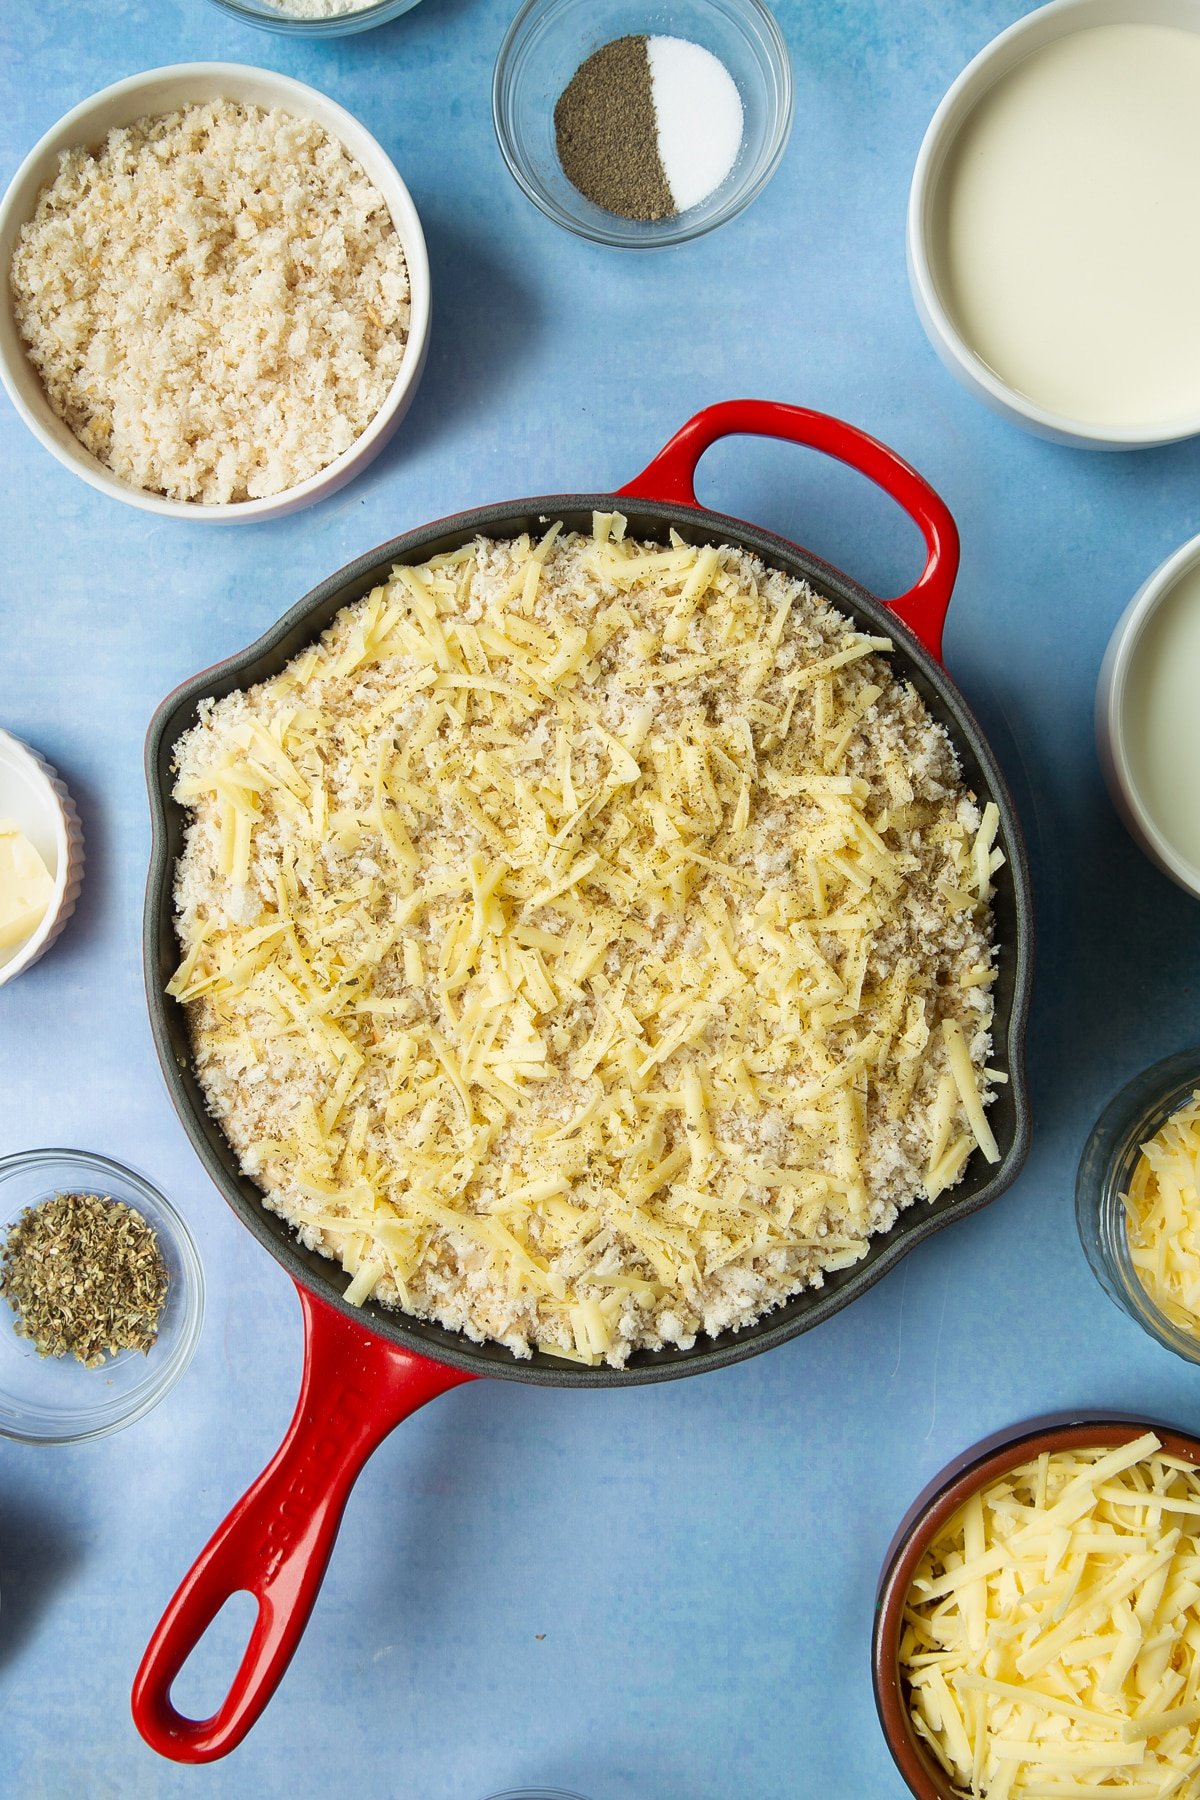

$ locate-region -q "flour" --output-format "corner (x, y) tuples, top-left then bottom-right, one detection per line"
(257, 0), (378, 17)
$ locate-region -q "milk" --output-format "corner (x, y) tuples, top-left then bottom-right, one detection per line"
(1123, 563), (1200, 875)
(937, 23), (1200, 428)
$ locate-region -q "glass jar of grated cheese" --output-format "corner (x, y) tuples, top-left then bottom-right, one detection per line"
(1076, 1047), (1200, 1365)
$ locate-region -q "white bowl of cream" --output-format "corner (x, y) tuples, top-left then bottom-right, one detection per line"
(909, 0), (1200, 448)
(1098, 536), (1200, 896)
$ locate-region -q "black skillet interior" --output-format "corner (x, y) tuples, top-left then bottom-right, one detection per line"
(144, 496), (1033, 1386)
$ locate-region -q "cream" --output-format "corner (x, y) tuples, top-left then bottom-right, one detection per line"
(937, 23), (1200, 428)
(1123, 563), (1200, 876)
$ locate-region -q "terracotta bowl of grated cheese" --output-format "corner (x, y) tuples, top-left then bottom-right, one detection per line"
(0, 64), (430, 521)
(132, 401), (1033, 1764)
(873, 1415), (1200, 1800)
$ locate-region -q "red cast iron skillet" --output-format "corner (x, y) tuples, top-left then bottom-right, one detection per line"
(133, 400), (1033, 1760)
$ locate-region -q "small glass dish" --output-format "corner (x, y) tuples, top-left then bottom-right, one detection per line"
(1076, 1049), (1200, 1365)
(0, 1149), (204, 1444)
(493, 0), (793, 248)
(202, 0), (422, 37)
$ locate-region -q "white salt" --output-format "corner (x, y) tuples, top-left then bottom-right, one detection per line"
(647, 35), (744, 213)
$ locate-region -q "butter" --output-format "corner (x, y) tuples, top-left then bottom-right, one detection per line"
(0, 820), (54, 951)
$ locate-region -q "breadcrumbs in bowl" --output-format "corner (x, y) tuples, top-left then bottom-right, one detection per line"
(169, 517), (1003, 1368)
(0, 64), (431, 522)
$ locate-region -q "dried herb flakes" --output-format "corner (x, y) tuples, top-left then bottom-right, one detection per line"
(0, 1191), (169, 1368)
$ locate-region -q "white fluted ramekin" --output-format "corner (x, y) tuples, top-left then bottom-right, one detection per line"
(0, 728), (84, 989)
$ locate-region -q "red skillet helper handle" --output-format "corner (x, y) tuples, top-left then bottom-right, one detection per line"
(616, 400), (960, 664)
(132, 1285), (476, 1762)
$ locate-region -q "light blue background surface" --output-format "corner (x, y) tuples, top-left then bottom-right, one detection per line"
(3, 2), (1200, 1795)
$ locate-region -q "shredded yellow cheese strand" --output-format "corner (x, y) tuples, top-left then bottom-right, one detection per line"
(902, 1438), (1200, 1797)
(1123, 1092), (1200, 1339)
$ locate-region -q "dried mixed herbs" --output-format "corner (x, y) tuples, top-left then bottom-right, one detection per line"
(0, 1191), (169, 1368)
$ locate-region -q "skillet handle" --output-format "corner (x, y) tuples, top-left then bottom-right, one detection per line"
(131, 1284), (476, 1763)
(616, 400), (960, 664)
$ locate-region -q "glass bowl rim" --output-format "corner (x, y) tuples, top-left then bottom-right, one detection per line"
(481, 1791), (595, 1799)
(491, 0), (796, 249)
(0, 1146), (205, 1444)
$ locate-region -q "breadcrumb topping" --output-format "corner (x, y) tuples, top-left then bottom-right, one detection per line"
(170, 521), (1001, 1365)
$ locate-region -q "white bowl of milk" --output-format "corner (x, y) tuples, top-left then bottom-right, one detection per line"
(1098, 537), (1200, 896)
(908, 0), (1200, 449)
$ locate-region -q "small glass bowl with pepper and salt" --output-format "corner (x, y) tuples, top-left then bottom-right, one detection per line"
(493, 0), (793, 248)
(0, 1149), (203, 1444)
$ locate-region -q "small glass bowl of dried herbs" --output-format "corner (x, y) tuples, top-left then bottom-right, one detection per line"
(0, 1149), (203, 1443)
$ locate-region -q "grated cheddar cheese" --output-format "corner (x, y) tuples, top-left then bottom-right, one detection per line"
(1123, 1092), (1200, 1340)
(170, 521), (1000, 1365)
(901, 1436), (1200, 1797)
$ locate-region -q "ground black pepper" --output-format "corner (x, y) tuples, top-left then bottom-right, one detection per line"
(554, 36), (675, 222)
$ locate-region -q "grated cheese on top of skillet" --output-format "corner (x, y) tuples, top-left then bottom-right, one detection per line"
(169, 517), (1001, 1366)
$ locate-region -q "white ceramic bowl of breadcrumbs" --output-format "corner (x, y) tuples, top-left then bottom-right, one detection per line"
(0, 64), (431, 522)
